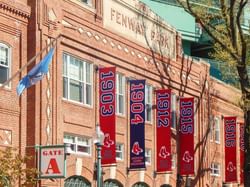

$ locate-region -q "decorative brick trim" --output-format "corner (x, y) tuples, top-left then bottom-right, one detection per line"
(0, 0), (30, 19)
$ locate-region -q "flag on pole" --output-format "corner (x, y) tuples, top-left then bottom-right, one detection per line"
(16, 48), (55, 96)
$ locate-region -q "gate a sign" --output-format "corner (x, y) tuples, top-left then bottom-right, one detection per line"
(39, 145), (66, 178)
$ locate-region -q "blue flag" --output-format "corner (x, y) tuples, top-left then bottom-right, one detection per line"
(16, 48), (55, 96)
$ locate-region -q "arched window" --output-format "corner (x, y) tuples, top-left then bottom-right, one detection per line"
(160, 185), (172, 187)
(132, 182), (150, 187)
(64, 175), (91, 187)
(0, 43), (11, 85)
(104, 179), (123, 187)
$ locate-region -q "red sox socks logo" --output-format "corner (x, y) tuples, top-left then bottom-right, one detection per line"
(183, 151), (193, 163)
(132, 142), (143, 155)
(103, 133), (114, 148)
(159, 146), (170, 159)
(227, 162), (236, 172)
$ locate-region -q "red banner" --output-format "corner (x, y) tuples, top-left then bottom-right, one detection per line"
(179, 97), (194, 175)
(99, 67), (116, 165)
(156, 89), (171, 172)
(224, 116), (237, 182)
(239, 123), (244, 184)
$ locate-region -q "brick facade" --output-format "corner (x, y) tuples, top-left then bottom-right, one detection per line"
(0, 0), (244, 187)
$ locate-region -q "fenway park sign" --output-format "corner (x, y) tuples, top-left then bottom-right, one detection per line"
(103, 0), (176, 60)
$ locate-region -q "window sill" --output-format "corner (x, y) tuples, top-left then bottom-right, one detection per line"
(171, 128), (177, 135)
(145, 121), (153, 125)
(0, 84), (11, 91)
(116, 113), (126, 118)
(210, 174), (220, 177)
(215, 141), (220, 144)
(69, 152), (92, 157)
(62, 98), (93, 109)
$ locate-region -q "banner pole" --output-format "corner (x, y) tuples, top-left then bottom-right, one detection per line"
(0, 34), (61, 90)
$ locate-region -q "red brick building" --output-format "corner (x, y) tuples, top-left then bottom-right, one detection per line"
(0, 0), (244, 186)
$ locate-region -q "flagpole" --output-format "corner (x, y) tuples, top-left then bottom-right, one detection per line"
(0, 34), (61, 90)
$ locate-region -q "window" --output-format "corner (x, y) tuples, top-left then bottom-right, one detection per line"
(210, 163), (220, 176)
(210, 127), (214, 141)
(171, 154), (176, 169)
(214, 117), (220, 143)
(64, 134), (91, 156)
(116, 143), (124, 161)
(77, 0), (92, 6)
(243, 3), (250, 26)
(132, 182), (150, 187)
(209, 115), (214, 141)
(0, 43), (10, 86)
(65, 176), (91, 187)
(145, 149), (151, 165)
(145, 85), (153, 123)
(116, 74), (125, 115)
(171, 93), (177, 129)
(63, 53), (93, 106)
(104, 179), (123, 187)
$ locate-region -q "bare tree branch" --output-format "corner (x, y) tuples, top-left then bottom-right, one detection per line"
(229, 0), (237, 48)
(172, 0), (250, 185)
(176, 0), (241, 62)
(220, 0), (232, 40)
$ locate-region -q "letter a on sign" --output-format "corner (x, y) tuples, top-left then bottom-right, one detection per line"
(39, 145), (66, 178)
(45, 158), (61, 174)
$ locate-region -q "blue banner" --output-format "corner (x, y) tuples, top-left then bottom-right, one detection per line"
(129, 80), (145, 169)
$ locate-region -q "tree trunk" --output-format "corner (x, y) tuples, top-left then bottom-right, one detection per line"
(237, 64), (250, 186)
(244, 109), (250, 186)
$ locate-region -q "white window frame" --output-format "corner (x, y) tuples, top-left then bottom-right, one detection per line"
(171, 154), (176, 169)
(210, 128), (213, 141)
(209, 115), (214, 142)
(64, 134), (92, 156)
(171, 93), (177, 129)
(63, 53), (93, 106)
(145, 85), (153, 123)
(115, 143), (124, 161)
(0, 43), (11, 87)
(145, 149), (151, 165)
(214, 117), (220, 144)
(116, 73), (125, 116)
(210, 163), (220, 176)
